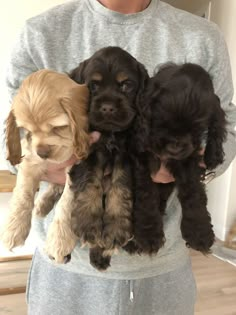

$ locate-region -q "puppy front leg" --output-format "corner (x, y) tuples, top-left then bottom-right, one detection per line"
(125, 156), (165, 255)
(171, 160), (215, 253)
(1, 159), (42, 250)
(70, 154), (104, 247)
(204, 97), (227, 170)
(46, 152), (104, 263)
(34, 184), (64, 217)
(102, 154), (133, 253)
(89, 246), (111, 271)
(45, 172), (79, 263)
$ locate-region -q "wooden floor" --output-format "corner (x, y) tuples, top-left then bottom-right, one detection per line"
(192, 251), (236, 315)
(0, 252), (235, 315)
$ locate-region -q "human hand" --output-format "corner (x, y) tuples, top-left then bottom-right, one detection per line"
(151, 148), (206, 184)
(198, 147), (206, 168)
(151, 162), (175, 184)
(42, 131), (101, 185)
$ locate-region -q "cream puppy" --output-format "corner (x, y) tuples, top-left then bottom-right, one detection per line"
(1, 69), (89, 262)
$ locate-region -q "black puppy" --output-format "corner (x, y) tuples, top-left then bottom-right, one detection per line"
(126, 63), (227, 255)
(68, 47), (149, 270)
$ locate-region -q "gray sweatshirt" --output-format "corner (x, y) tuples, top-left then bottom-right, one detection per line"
(3, 0), (236, 279)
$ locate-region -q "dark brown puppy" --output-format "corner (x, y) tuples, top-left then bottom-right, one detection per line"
(69, 47), (149, 270)
(126, 63), (227, 255)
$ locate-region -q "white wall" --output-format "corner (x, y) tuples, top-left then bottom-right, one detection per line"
(164, 0), (210, 16)
(207, 0), (236, 239)
(210, 0), (236, 103)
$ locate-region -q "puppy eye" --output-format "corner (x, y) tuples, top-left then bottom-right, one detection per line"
(89, 80), (100, 93)
(119, 80), (135, 93)
(53, 126), (69, 134)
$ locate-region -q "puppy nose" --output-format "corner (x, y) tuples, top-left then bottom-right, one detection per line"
(100, 103), (116, 113)
(37, 145), (50, 159)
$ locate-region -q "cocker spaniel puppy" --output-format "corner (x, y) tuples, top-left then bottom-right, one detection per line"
(126, 63), (227, 255)
(54, 46), (148, 270)
(1, 70), (89, 262)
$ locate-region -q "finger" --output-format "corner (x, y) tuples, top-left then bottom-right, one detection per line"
(198, 149), (206, 168)
(151, 163), (175, 184)
(199, 148), (205, 155)
(199, 160), (206, 168)
(89, 131), (101, 144)
(151, 172), (175, 183)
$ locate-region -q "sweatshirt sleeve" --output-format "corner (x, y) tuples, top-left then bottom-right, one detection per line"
(5, 23), (39, 101)
(206, 24), (236, 178)
(1, 22), (38, 172)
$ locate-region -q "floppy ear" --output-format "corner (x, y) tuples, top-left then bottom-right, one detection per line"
(5, 110), (22, 165)
(60, 84), (90, 160)
(136, 62), (149, 106)
(132, 62), (150, 152)
(69, 59), (90, 84)
(204, 94), (227, 170)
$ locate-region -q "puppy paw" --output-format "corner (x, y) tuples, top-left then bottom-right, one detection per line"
(49, 254), (71, 264)
(45, 220), (78, 263)
(79, 218), (103, 246)
(1, 216), (31, 250)
(102, 222), (132, 249)
(34, 184), (63, 217)
(181, 219), (215, 253)
(135, 232), (166, 255)
(123, 240), (140, 255)
(89, 247), (111, 271)
(34, 201), (53, 217)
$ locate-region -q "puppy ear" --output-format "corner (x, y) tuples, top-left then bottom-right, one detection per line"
(132, 64), (150, 153)
(60, 85), (90, 160)
(204, 94), (227, 169)
(69, 59), (90, 84)
(5, 110), (22, 165)
(136, 62), (149, 104)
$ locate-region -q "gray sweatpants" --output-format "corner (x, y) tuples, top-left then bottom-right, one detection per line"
(27, 249), (196, 315)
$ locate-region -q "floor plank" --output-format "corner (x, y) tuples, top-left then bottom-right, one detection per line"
(0, 293), (27, 315)
(0, 171), (16, 192)
(0, 252), (235, 314)
(0, 260), (31, 291)
(192, 251), (236, 315)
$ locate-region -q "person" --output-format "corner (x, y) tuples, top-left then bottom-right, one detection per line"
(3, 0), (236, 314)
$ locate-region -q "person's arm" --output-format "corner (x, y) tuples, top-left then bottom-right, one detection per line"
(1, 23), (38, 173)
(6, 23), (40, 102)
(1, 22), (100, 182)
(206, 24), (236, 177)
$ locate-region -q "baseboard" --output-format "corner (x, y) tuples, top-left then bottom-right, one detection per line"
(0, 255), (32, 262)
(213, 223), (227, 241)
(0, 170), (16, 192)
(0, 286), (26, 296)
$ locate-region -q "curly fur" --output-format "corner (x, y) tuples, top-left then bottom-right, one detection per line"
(125, 63), (227, 255)
(1, 69), (89, 259)
(66, 47), (149, 270)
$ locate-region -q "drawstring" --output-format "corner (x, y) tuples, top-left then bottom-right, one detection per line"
(129, 280), (134, 302)
(125, 280), (134, 302)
